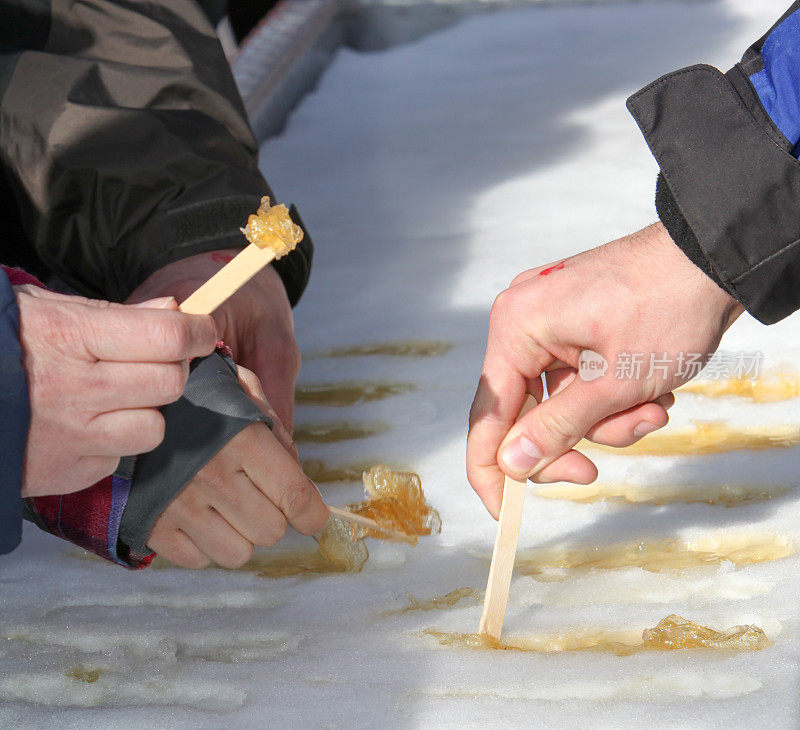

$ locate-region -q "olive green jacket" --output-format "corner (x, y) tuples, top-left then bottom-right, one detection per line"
(0, 0), (311, 305)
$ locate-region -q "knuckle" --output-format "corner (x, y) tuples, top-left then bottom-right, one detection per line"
(186, 554), (212, 570)
(215, 479), (244, 510)
(149, 535), (211, 570)
(509, 271), (529, 288)
(76, 457), (118, 488)
(195, 315), (216, 351)
(136, 410), (166, 452)
(538, 407), (576, 446)
(489, 289), (513, 322)
(258, 516), (287, 547)
(176, 550), (212, 570)
(220, 541), (254, 569)
(157, 363), (187, 403)
(146, 315), (182, 357)
(279, 481), (314, 521)
(166, 316), (191, 356)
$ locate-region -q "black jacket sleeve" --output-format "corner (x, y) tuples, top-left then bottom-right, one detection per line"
(627, 3), (800, 324)
(0, 0), (311, 306)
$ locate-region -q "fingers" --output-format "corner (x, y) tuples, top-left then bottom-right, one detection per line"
(498, 377), (622, 481)
(80, 304), (216, 362)
(544, 370), (673, 448)
(467, 341), (549, 518)
(529, 449), (598, 485)
(147, 526), (211, 570)
(171, 504), (254, 569)
(237, 366), (297, 458)
(467, 373), (526, 519)
(236, 425), (329, 536)
(13, 286), (178, 311)
(208, 471), (288, 547)
(89, 361), (189, 410)
(584, 400), (670, 447)
(466, 357), (531, 519)
(86, 408), (166, 455)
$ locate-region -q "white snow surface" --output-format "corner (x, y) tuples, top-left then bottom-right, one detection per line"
(4, 1), (800, 726)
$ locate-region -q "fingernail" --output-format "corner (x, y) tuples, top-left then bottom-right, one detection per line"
(501, 436), (541, 475)
(634, 421), (659, 437)
(132, 296), (176, 309)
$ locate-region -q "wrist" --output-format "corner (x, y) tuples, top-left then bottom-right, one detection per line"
(639, 221), (744, 330)
(126, 249), (285, 306)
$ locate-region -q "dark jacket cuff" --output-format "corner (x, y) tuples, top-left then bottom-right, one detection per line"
(125, 197), (313, 309)
(628, 63), (800, 324)
(0, 269), (27, 555)
(117, 350), (272, 559)
(654, 172), (727, 290)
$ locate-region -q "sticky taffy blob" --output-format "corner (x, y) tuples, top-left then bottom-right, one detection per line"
(241, 196), (303, 259)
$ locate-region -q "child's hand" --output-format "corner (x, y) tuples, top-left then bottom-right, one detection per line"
(146, 368), (327, 569)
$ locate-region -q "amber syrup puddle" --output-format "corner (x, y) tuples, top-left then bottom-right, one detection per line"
(513, 534), (793, 576)
(305, 340), (452, 359)
(423, 615), (768, 655)
(295, 381), (415, 406)
(385, 587), (483, 616)
(532, 481), (788, 507)
(293, 421), (389, 444)
(679, 371), (800, 402)
(583, 422), (800, 456)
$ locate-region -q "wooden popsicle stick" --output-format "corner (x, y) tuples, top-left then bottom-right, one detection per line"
(326, 505), (410, 540)
(478, 395), (538, 640)
(179, 243), (276, 315)
(327, 505), (381, 529)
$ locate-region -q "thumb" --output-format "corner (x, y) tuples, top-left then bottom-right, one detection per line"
(497, 377), (621, 480)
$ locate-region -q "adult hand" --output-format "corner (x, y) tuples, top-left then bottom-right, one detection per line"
(16, 286), (216, 497)
(467, 222), (744, 518)
(147, 367), (328, 569)
(127, 251), (300, 433)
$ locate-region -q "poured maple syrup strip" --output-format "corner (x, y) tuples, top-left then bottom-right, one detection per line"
(293, 421), (389, 444)
(532, 481), (788, 507)
(295, 381), (415, 406)
(234, 549), (355, 578)
(304, 340), (452, 359)
(301, 459), (397, 484)
(423, 614), (768, 655)
(385, 587), (484, 616)
(583, 421), (800, 456)
(679, 370), (800, 402)
(65, 666), (107, 684)
(514, 534), (793, 575)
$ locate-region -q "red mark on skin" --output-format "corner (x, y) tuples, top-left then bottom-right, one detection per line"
(539, 261), (565, 276)
(211, 252), (235, 264)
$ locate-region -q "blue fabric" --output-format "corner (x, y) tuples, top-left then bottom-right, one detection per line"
(0, 270), (28, 555)
(748, 9), (800, 154)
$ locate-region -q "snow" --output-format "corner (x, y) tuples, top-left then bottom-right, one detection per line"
(3, 0), (800, 726)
